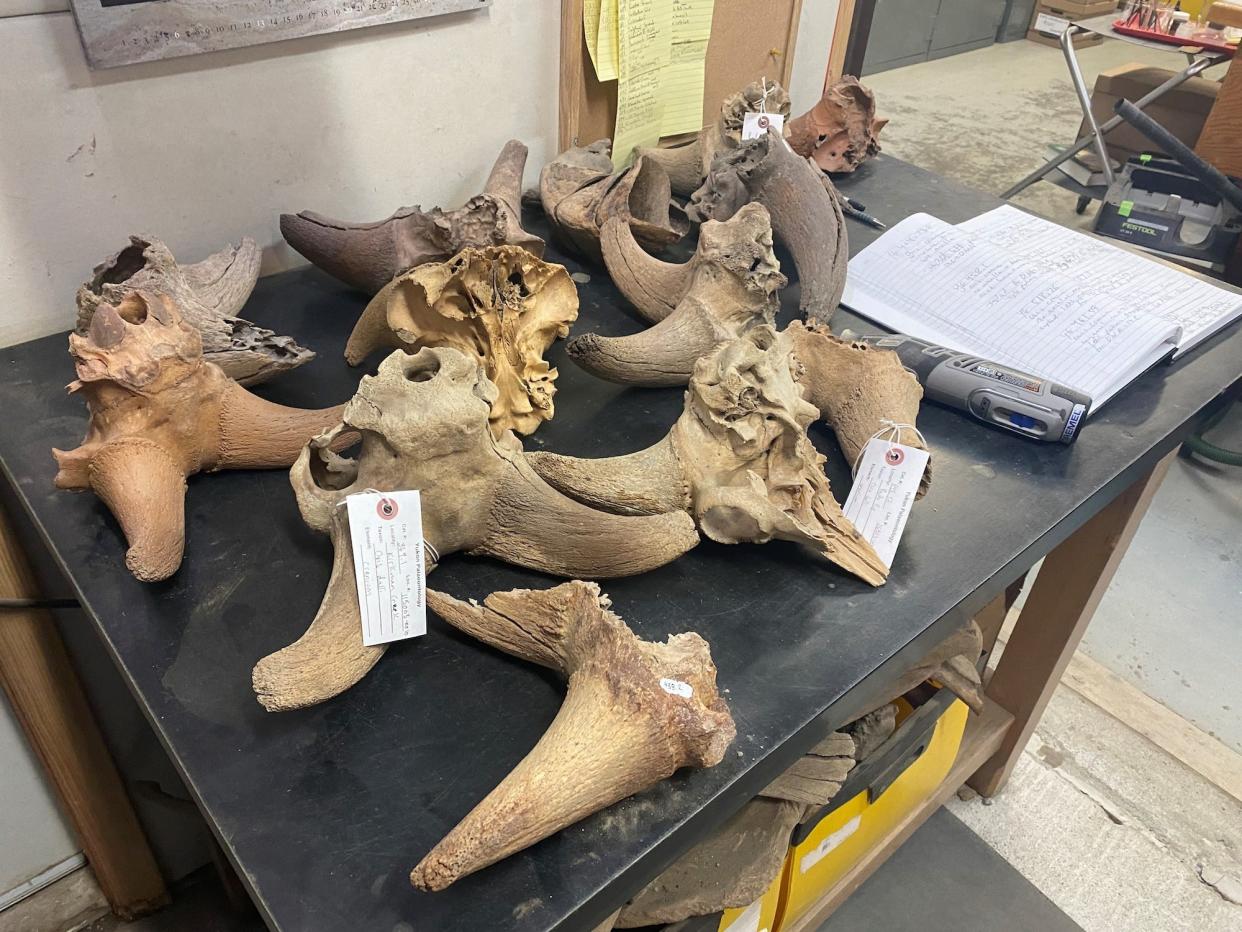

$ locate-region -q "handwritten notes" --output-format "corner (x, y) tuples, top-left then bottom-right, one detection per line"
(660, 0), (715, 136)
(584, 0), (602, 76)
(597, 0), (620, 81)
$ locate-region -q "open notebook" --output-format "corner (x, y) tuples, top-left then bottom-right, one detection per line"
(840, 206), (1242, 410)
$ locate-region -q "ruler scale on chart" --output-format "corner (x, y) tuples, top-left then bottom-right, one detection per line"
(70, 0), (492, 70)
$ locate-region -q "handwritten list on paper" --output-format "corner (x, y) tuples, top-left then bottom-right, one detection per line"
(584, 0), (602, 76)
(611, 0), (674, 168)
(597, 0), (620, 81)
(661, 0), (715, 136)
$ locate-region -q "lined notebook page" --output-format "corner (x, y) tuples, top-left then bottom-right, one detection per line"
(841, 213), (1181, 406)
(960, 205), (1242, 356)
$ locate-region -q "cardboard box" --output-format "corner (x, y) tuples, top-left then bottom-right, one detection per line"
(1078, 64), (1220, 162)
(1036, 0), (1118, 19)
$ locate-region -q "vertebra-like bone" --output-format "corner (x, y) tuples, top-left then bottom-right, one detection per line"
(53, 292), (345, 582)
(251, 348), (699, 711)
(787, 76), (887, 174)
(280, 139), (543, 294)
(538, 140), (688, 260)
(77, 235), (313, 385)
(636, 80), (793, 197)
(569, 203), (784, 386)
(411, 581), (735, 891)
(688, 132), (848, 327)
(344, 245), (579, 436)
(531, 327), (888, 585)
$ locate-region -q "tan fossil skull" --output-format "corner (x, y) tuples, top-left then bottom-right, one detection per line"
(687, 131), (849, 327)
(411, 581), (735, 891)
(538, 140), (689, 259)
(530, 327), (888, 585)
(76, 235), (312, 385)
(636, 79), (793, 197)
(344, 245), (579, 436)
(787, 77), (887, 174)
(53, 291), (345, 582)
(251, 348), (699, 711)
(280, 139), (544, 294)
(568, 203), (785, 386)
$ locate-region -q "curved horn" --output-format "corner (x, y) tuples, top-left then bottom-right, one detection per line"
(279, 207), (422, 295)
(252, 513), (386, 711)
(599, 218), (692, 324)
(344, 278), (403, 365)
(481, 139), (528, 216)
(478, 456), (698, 578)
(87, 438), (187, 582)
(178, 236), (261, 319)
(633, 138), (705, 197)
(526, 434), (687, 516)
(216, 380), (346, 470)
(411, 583), (734, 890)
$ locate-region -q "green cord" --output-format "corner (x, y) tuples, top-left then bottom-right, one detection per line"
(1184, 400), (1242, 467)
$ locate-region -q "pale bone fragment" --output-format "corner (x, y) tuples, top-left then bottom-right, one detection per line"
(786, 319), (931, 498)
(635, 79), (793, 197)
(856, 619), (985, 719)
(280, 139), (544, 294)
(687, 131), (849, 327)
(53, 292), (345, 582)
(847, 703), (898, 761)
(568, 203), (784, 386)
(410, 581), (735, 891)
(76, 235), (312, 385)
(787, 76), (888, 174)
(538, 140), (688, 259)
(344, 245), (579, 436)
(529, 327), (888, 586)
(251, 349), (699, 711)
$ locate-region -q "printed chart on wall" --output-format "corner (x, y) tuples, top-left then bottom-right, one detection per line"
(69, 0), (491, 69)
(584, 0), (716, 168)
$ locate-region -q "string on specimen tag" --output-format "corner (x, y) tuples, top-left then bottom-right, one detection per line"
(851, 419), (927, 475)
(842, 424), (931, 570)
(742, 77), (786, 141)
(337, 488), (439, 564)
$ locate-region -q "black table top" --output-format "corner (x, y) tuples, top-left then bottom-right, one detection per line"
(1, 155), (1238, 932)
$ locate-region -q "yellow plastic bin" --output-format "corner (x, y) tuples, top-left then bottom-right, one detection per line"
(716, 869), (783, 932)
(775, 688), (970, 929)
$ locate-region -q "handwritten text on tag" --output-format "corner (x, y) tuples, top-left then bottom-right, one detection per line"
(345, 490), (427, 646)
(842, 440), (930, 570)
(742, 111), (785, 140)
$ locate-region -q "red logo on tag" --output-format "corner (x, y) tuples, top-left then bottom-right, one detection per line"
(757, 114), (770, 130)
(376, 497), (399, 520)
(884, 447), (905, 466)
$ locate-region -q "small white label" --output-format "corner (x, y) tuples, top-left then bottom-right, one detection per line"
(742, 110), (785, 140)
(345, 490), (427, 647)
(842, 439), (930, 570)
(660, 677), (693, 699)
(1034, 12), (1070, 34)
(799, 814), (862, 873)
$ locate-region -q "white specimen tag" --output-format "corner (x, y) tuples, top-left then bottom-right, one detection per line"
(345, 490), (427, 647)
(1034, 12), (1070, 34)
(742, 110), (785, 140)
(660, 678), (693, 699)
(842, 439), (930, 570)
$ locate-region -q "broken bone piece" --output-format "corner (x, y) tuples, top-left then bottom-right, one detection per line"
(76, 235), (313, 386)
(788, 76), (887, 174)
(786, 320), (931, 498)
(570, 203), (785, 386)
(251, 348), (698, 711)
(687, 132), (848, 327)
(635, 79), (793, 197)
(538, 141), (688, 260)
(410, 582), (735, 891)
(53, 292), (345, 582)
(345, 245), (579, 436)
(280, 139), (544, 294)
(531, 327), (888, 585)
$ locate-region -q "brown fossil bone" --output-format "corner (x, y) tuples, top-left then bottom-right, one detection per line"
(635, 79), (793, 197)
(280, 139), (544, 295)
(687, 131), (849, 327)
(410, 581), (735, 891)
(531, 327), (888, 585)
(569, 203), (785, 386)
(76, 235), (313, 386)
(53, 291), (345, 582)
(251, 348), (699, 711)
(786, 320), (932, 498)
(538, 140), (689, 260)
(787, 76), (888, 173)
(344, 245), (578, 436)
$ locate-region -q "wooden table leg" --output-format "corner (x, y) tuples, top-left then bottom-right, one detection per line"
(0, 501), (168, 919)
(968, 451), (1175, 796)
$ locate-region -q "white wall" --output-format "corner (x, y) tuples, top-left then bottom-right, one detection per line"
(789, 0), (841, 112)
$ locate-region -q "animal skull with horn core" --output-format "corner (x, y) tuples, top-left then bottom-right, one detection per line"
(787, 76), (887, 174)
(567, 203), (784, 387)
(53, 292), (346, 582)
(344, 245), (579, 437)
(530, 327), (888, 586)
(251, 348), (699, 712)
(538, 140), (688, 259)
(636, 79), (793, 197)
(687, 131), (849, 328)
(411, 581), (735, 891)
(280, 139), (543, 295)
(77, 235), (313, 385)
